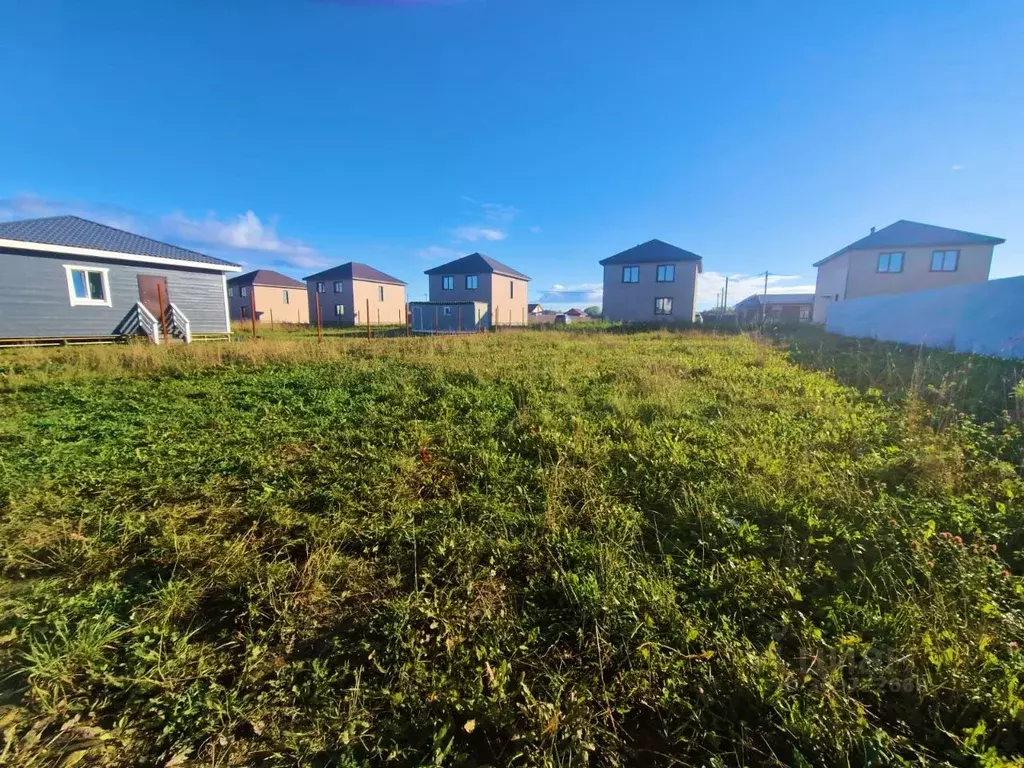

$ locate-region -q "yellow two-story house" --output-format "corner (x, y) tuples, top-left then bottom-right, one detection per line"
(812, 220), (1004, 324)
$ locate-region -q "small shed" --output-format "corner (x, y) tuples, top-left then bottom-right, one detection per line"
(409, 301), (488, 334)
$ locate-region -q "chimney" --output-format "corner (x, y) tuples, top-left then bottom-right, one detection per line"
(870, 226), (876, 234)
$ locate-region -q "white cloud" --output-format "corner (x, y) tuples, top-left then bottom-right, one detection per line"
(461, 197), (520, 224)
(416, 245), (464, 261)
(160, 210), (326, 268)
(0, 193), (137, 230)
(529, 225), (542, 234)
(951, 163), (965, 171)
(451, 226), (507, 243)
(537, 282), (603, 305)
(699, 271), (816, 310)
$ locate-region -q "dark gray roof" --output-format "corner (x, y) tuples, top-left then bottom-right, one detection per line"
(735, 293), (814, 309)
(228, 269), (305, 289)
(814, 220), (1005, 267)
(600, 239), (704, 270)
(424, 252), (531, 281)
(0, 215), (240, 268)
(304, 262), (406, 286)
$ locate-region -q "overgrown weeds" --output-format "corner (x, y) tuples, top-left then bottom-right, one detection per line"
(1, 331), (1022, 766)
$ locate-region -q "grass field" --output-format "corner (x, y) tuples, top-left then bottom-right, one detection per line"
(1, 330), (1023, 766)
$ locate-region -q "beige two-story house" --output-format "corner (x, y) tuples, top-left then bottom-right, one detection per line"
(600, 239), (702, 322)
(305, 262), (407, 327)
(227, 269), (308, 325)
(812, 220), (1005, 323)
(425, 253), (530, 327)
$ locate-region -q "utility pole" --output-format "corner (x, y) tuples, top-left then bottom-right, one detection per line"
(723, 276), (729, 311)
(762, 271), (770, 323)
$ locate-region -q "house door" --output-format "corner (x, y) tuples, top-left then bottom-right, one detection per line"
(137, 275), (170, 319)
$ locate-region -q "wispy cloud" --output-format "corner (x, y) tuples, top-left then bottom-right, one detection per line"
(159, 210), (326, 268)
(951, 163), (965, 171)
(699, 271), (815, 309)
(451, 226), (507, 243)
(529, 225), (542, 234)
(416, 245), (464, 261)
(0, 193), (137, 230)
(537, 282), (603, 304)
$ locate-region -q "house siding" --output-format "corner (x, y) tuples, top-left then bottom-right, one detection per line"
(0, 247), (230, 338)
(228, 284), (309, 325)
(813, 243), (994, 324)
(602, 261), (699, 322)
(308, 278), (407, 326)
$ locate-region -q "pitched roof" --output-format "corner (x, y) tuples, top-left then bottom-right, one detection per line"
(735, 293), (814, 309)
(599, 239), (703, 270)
(0, 215), (240, 270)
(424, 252), (531, 280)
(304, 262), (406, 286)
(814, 220), (1005, 267)
(528, 303), (543, 312)
(565, 307), (586, 316)
(228, 269), (305, 289)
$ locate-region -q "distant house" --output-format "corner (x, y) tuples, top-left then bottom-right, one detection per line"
(304, 262), (407, 327)
(409, 301), (488, 334)
(424, 253), (530, 327)
(565, 307), (586, 317)
(227, 270), (307, 325)
(528, 303), (544, 315)
(734, 293), (814, 323)
(600, 239), (702, 322)
(0, 215), (240, 344)
(812, 220), (1005, 323)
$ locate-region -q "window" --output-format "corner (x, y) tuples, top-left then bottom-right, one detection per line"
(64, 265), (111, 307)
(442, 276), (454, 291)
(378, 285), (384, 301)
(466, 275), (478, 290)
(335, 304), (345, 316)
(333, 281), (343, 293)
(799, 306), (811, 320)
(316, 281), (326, 294)
(283, 290), (290, 304)
(240, 306), (250, 319)
(622, 266), (639, 283)
(443, 306), (452, 316)
(931, 250), (959, 272)
(656, 264), (675, 283)
(654, 297), (673, 315)
(228, 286), (234, 298)
(876, 252), (904, 273)
(510, 280), (514, 299)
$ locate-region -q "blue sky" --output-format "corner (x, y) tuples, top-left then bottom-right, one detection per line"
(2, 0), (1022, 308)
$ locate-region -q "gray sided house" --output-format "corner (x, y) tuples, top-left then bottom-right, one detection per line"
(409, 301), (488, 334)
(734, 293), (814, 323)
(425, 253), (530, 327)
(600, 240), (702, 322)
(0, 215), (240, 344)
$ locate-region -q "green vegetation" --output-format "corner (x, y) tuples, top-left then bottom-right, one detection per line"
(1, 331), (1022, 766)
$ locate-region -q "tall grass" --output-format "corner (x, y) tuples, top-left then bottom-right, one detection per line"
(1, 330), (1022, 766)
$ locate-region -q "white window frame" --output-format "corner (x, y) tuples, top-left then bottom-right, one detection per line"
(283, 289), (290, 304)
(63, 265), (112, 307)
(654, 296), (673, 315)
(228, 286), (234, 298)
(333, 281), (344, 293)
(442, 275), (455, 291)
(930, 250), (959, 272)
(335, 304), (345, 316)
(240, 285), (249, 298)
(378, 285), (384, 301)
(656, 264), (675, 283)
(316, 281), (326, 294)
